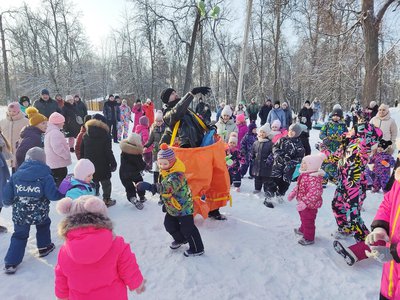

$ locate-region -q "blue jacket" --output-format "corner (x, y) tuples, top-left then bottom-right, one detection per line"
(65, 177), (96, 199)
(267, 108), (287, 128)
(3, 160), (62, 225)
(0, 152), (10, 208)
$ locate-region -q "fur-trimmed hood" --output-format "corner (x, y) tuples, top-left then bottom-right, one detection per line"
(120, 139), (143, 155)
(85, 119), (110, 133)
(58, 212), (113, 238)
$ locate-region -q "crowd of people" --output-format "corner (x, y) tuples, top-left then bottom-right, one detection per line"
(1, 88), (400, 299)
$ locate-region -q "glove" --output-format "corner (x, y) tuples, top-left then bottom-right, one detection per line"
(296, 201), (307, 211)
(365, 246), (393, 263)
(191, 86), (211, 96)
(136, 182), (158, 195)
(225, 155), (233, 167)
(381, 160), (390, 168)
(301, 117), (307, 123)
(365, 227), (389, 246)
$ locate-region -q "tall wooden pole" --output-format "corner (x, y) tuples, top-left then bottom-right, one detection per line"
(0, 13), (11, 104)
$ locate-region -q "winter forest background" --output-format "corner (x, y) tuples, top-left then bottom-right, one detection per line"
(0, 0), (400, 113)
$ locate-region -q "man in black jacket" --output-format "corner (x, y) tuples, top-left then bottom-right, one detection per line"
(160, 87), (210, 148)
(33, 89), (60, 118)
(102, 94), (120, 143)
(259, 98), (273, 125)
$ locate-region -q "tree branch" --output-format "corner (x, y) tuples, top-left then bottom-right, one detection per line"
(376, 0), (396, 25)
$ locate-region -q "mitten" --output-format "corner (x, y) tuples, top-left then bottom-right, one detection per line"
(365, 227), (389, 246)
(191, 86), (211, 96)
(365, 246), (393, 263)
(296, 201), (307, 211)
(287, 189), (296, 201)
(301, 117), (307, 123)
(225, 155), (233, 166)
(381, 160), (390, 168)
(136, 182), (158, 195)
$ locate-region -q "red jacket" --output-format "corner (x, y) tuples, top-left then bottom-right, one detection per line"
(142, 102), (155, 126)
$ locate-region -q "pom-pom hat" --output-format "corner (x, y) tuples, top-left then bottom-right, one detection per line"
(157, 143), (176, 166)
(26, 107), (47, 126)
(56, 195), (108, 218)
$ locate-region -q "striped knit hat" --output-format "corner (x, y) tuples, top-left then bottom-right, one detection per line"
(157, 143), (176, 166)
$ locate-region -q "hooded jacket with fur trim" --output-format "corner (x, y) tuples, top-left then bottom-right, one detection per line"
(119, 139), (146, 180)
(55, 213), (144, 300)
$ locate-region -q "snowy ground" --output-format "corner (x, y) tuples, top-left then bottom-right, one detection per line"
(1, 107), (399, 299)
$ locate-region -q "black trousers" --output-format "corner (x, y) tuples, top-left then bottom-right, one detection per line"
(107, 120), (118, 142)
(94, 179), (112, 199)
(51, 167), (68, 188)
(265, 177), (290, 198)
(164, 213), (204, 253)
(120, 177), (145, 200)
(229, 171), (241, 187)
(254, 176), (273, 192)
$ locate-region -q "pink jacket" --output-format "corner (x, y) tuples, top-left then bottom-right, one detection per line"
(135, 124), (153, 153)
(44, 123), (71, 169)
(237, 123), (247, 150)
(288, 172), (324, 210)
(132, 104), (145, 131)
(272, 129), (288, 144)
(372, 180), (400, 299)
(55, 227), (144, 300)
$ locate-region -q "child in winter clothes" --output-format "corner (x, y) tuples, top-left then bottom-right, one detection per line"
(135, 115), (153, 170)
(3, 147), (62, 274)
(251, 123), (273, 194)
(270, 120), (288, 144)
(265, 123), (305, 208)
(45, 112), (72, 187)
(61, 159), (96, 199)
(142, 98), (155, 125)
(144, 110), (166, 183)
(19, 96), (30, 114)
(216, 105), (238, 143)
(240, 122), (257, 178)
(119, 133), (147, 210)
(118, 99), (132, 141)
(55, 195), (145, 299)
(0, 102), (29, 171)
(0, 132), (11, 233)
(74, 114), (92, 159)
(137, 143), (204, 257)
(369, 140), (396, 193)
(226, 135), (246, 192)
(288, 153), (326, 245)
(132, 100), (144, 131)
(81, 114), (118, 208)
(15, 107), (47, 169)
(236, 113), (247, 149)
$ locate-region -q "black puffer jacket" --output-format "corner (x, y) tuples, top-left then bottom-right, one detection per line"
(74, 99), (88, 119)
(298, 107), (314, 130)
(160, 94), (205, 148)
(33, 98), (60, 118)
(251, 138), (273, 177)
(80, 119), (117, 181)
(62, 102), (80, 138)
(119, 139), (146, 180)
(103, 100), (120, 122)
(259, 104), (272, 125)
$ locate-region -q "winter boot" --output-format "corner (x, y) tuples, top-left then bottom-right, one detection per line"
(139, 196), (147, 203)
(129, 197), (144, 210)
(333, 240), (357, 266)
(0, 225), (7, 233)
(104, 198), (116, 207)
(298, 237), (314, 246)
(208, 209), (227, 220)
(294, 228), (303, 236)
(4, 265), (17, 275)
(184, 249), (205, 257)
(38, 243), (55, 258)
(331, 230), (352, 240)
(170, 240), (188, 250)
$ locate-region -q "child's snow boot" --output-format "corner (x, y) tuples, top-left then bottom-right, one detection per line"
(333, 240), (357, 266)
(104, 198), (116, 207)
(38, 243), (55, 258)
(4, 264), (17, 274)
(170, 240), (188, 250)
(294, 228), (303, 236)
(298, 237), (314, 246)
(183, 249), (205, 257)
(129, 197), (144, 210)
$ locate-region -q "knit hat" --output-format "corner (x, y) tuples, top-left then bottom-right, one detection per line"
(26, 107), (47, 126)
(122, 99), (127, 105)
(289, 123), (302, 138)
(305, 100), (311, 105)
(259, 123), (271, 135)
(139, 116), (149, 126)
(19, 96), (30, 105)
(65, 95), (74, 102)
(369, 101), (377, 108)
(49, 112), (65, 125)
(157, 143), (176, 166)
(161, 88), (175, 104)
(228, 135), (238, 145)
(25, 147), (46, 163)
(271, 120), (281, 129)
(221, 105), (233, 117)
(114, 95), (120, 100)
(56, 195), (108, 218)
(74, 159), (95, 181)
(331, 108), (343, 118)
(274, 100), (280, 106)
(8, 102), (21, 113)
(332, 104), (342, 110)
(92, 113), (107, 124)
(379, 103), (389, 112)
(379, 139), (392, 150)
(302, 153), (326, 172)
(108, 94), (114, 99)
(236, 113), (245, 123)
(248, 122), (257, 133)
(127, 133), (142, 146)
(230, 131), (238, 139)
(155, 110), (163, 121)
(41, 89), (49, 95)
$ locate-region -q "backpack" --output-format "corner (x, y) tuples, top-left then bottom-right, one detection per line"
(58, 174), (89, 196)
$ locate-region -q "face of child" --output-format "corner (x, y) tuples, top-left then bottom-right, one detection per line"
(8, 107), (19, 117)
(258, 130), (266, 139)
(332, 115), (340, 122)
(288, 129), (296, 138)
(84, 173), (94, 183)
(300, 161), (307, 172)
(222, 115), (230, 122)
(22, 101), (29, 107)
(36, 121), (48, 132)
(158, 158), (171, 170)
(156, 120), (163, 126)
(271, 125), (280, 131)
(228, 141), (237, 149)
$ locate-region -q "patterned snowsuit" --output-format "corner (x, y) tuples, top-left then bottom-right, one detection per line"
(329, 123), (382, 242)
(370, 151), (396, 193)
(239, 125), (257, 177)
(226, 147), (246, 188)
(118, 104), (131, 140)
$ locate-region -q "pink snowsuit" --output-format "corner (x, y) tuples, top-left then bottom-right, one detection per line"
(135, 124), (153, 169)
(237, 123), (247, 150)
(132, 103), (144, 131)
(371, 180), (400, 299)
(55, 227), (143, 300)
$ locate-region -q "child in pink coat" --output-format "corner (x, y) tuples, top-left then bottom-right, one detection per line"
(132, 100), (144, 131)
(364, 168), (400, 299)
(135, 116), (153, 170)
(288, 153), (326, 245)
(236, 113), (247, 150)
(55, 195), (145, 300)
(270, 120), (288, 144)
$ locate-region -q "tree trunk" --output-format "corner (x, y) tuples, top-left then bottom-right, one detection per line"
(0, 14), (11, 104)
(273, 0), (282, 102)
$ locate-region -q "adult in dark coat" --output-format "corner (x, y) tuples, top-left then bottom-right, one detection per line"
(195, 98), (205, 116)
(80, 115), (117, 206)
(33, 89), (60, 118)
(73, 95), (88, 120)
(62, 96), (81, 139)
(259, 99), (273, 125)
(247, 98), (259, 122)
(160, 87), (211, 148)
(102, 95), (120, 143)
(298, 101), (314, 131)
